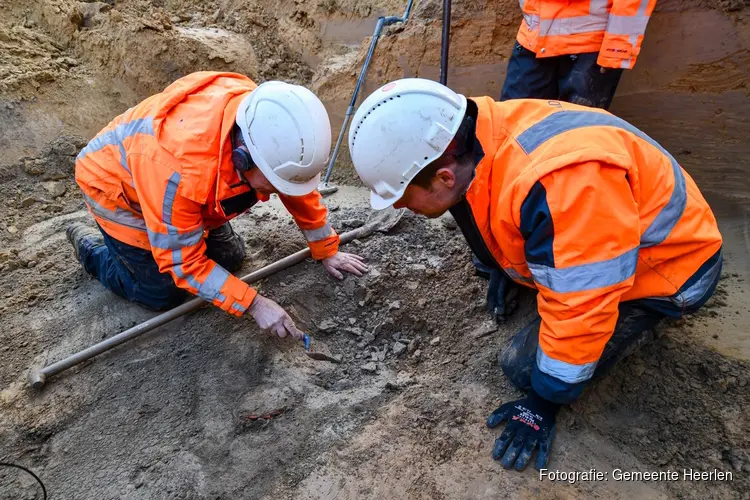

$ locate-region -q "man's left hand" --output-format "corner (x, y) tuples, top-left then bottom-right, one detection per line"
(322, 252), (368, 280)
(486, 391), (560, 471)
(488, 268), (520, 323)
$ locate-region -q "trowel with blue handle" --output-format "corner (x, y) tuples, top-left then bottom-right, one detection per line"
(302, 333), (341, 363)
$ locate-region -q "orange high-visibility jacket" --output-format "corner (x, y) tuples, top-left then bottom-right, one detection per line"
(465, 97), (721, 403)
(75, 72), (340, 316)
(516, 0), (656, 69)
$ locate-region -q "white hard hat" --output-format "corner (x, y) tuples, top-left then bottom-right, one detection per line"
(236, 81), (332, 196)
(348, 78), (467, 210)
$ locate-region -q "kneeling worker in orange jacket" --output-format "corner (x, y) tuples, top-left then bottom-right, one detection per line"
(70, 71), (367, 339)
(348, 79), (722, 470)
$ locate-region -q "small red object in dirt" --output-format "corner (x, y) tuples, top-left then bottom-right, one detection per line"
(244, 406), (287, 421)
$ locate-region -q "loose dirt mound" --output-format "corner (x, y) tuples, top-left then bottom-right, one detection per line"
(1, 0), (750, 498)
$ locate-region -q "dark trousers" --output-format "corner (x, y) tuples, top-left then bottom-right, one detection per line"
(497, 247), (722, 391)
(77, 223), (245, 311)
(500, 41), (623, 109)
(499, 301), (663, 391)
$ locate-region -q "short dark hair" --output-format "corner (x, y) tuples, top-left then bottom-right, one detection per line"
(410, 100), (478, 189)
(410, 154), (452, 188)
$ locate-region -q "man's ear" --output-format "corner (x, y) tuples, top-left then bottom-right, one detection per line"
(435, 166), (456, 189)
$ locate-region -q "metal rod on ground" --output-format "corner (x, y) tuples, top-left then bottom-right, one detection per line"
(319, 0), (415, 193)
(28, 209), (403, 390)
(320, 16), (384, 193)
(440, 0), (451, 85)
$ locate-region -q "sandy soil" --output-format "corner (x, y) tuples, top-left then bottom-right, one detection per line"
(1, 0), (749, 499)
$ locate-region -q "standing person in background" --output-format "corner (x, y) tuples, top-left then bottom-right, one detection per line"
(501, 0), (656, 108)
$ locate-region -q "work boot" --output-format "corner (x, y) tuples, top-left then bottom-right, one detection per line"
(66, 222), (104, 263)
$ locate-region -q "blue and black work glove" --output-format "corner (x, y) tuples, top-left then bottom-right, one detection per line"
(486, 391), (560, 471)
(487, 268), (520, 323)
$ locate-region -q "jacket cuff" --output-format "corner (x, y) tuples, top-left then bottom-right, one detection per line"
(528, 388), (563, 414)
(598, 35), (641, 69)
(531, 361), (589, 405)
(308, 233), (340, 260)
(597, 53), (634, 70)
(219, 282), (258, 317)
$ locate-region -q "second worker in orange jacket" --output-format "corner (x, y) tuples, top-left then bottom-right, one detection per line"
(348, 78), (722, 472)
(472, 0), (660, 282)
(69, 72), (368, 340)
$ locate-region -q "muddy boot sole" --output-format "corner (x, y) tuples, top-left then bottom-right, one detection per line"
(66, 223), (104, 263)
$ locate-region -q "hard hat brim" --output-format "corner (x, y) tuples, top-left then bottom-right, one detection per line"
(252, 155), (321, 196)
(370, 191), (399, 211)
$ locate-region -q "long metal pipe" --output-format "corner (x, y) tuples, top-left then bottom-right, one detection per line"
(29, 223), (374, 389)
(321, 0), (415, 186)
(322, 16), (385, 187)
(440, 0), (452, 85)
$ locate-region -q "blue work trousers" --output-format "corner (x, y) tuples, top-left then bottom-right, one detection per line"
(500, 41), (623, 109)
(76, 223), (245, 311)
(499, 264), (722, 391)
